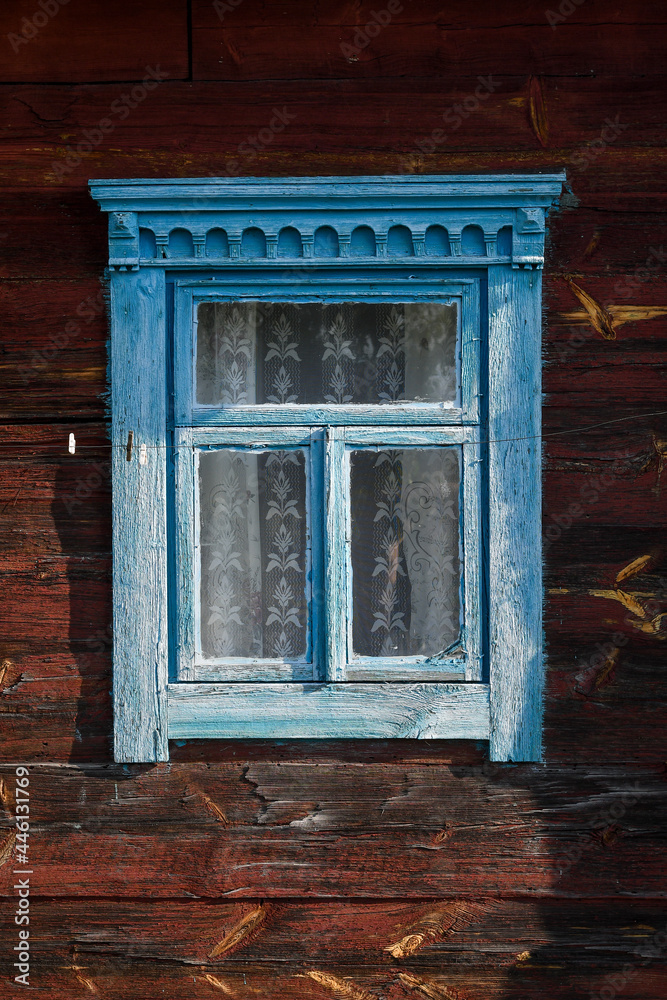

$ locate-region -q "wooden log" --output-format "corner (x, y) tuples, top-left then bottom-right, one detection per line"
(0, 896), (663, 964)
(0, 77), (667, 195)
(191, 0), (667, 31)
(0, 764), (664, 897)
(190, 18), (667, 81)
(0, 954), (663, 1000)
(0, 0), (188, 83)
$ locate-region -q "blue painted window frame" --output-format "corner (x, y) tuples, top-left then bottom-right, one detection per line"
(173, 277), (482, 688)
(90, 173), (565, 763)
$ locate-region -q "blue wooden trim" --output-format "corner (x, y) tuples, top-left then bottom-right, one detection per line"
(91, 173), (565, 209)
(487, 265), (544, 761)
(462, 429), (484, 682)
(180, 278), (474, 295)
(174, 427), (195, 681)
(91, 175), (564, 272)
(167, 682), (491, 740)
(345, 659), (466, 681)
(460, 282), (481, 425)
(142, 257), (513, 268)
(309, 429), (326, 681)
(342, 429), (482, 683)
(173, 278), (477, 425)
(343, 427), (469, 446)
(110, 267), (169, 762)
(188, 406), (466, 427)
(174, 283), (195, 425)
(189, 426), (315, 446)
(324, 428), (348, 680)
(93, 174), (558, 760)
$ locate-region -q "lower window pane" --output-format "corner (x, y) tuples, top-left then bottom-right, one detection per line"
(198, 448), (309, 660)
(350, 447), (461, 657)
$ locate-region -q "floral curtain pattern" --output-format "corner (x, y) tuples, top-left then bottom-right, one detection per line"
(350, 448), (461, 657)
(195, 300), (460, 667)
(196, 301), (458, 406)
(198, 448), (308, 661)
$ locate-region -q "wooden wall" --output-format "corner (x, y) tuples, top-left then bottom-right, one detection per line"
(1, 1), (666, 996)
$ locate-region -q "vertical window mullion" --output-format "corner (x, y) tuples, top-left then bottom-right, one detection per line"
(462, 426), (483, 681)
(324, 426), (348, 680)
(174, 427), (195, 681)
(309, 428), (326, 681)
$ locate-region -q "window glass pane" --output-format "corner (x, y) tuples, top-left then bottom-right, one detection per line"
(198, 448), (309, 660)
(196, 301), (458, 406)
(350, 447), (460, 657)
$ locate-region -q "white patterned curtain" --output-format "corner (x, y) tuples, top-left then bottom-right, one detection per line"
(196, 301), (457, 407)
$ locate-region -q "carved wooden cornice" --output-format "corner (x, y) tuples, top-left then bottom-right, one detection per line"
(90, 174), (565, 271)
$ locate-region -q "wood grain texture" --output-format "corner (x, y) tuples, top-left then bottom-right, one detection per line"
(2, 1), (667, 992)
(0, 0), (188, 83)
(0, 763), (664, 898)
(109, 267), (168, 762)
(487, 266), (544, 761)
(190, 12), (667, 81)
(2, 77), (666, 195)
(168, 683), (490, 740)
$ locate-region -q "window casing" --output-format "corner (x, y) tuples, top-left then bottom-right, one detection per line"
(91, 174), (564, 763)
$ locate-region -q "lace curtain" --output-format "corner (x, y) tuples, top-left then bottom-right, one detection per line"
(199, 449), (309, 661)
(196, 301), (458, 407)
(350, 447), (461, 657)
(196, 300), (461, 664)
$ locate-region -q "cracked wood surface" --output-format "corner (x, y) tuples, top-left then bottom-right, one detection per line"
(0, 764), (664, 898)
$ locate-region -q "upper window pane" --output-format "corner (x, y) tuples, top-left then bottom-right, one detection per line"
(195, 301), (458, 407)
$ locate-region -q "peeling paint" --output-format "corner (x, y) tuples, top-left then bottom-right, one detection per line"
(562, 275), (617, 339)
(652, 435), (667, 493)
(554, 304), (667, 329)
(209, 905), (267, 959)
(385, 901), (486, 958)
(398, 972), (468, 1000)
(0, 830), (16, 867)
(301, 970), (375, 1000)
(528, 76), (548, 147)
(616, 554), (653, 584)
(583, 229), (603, 258)
(185, 785), (229, 826)
(587, 555), (666, 639)
(203, 973), (235, 994)
(0, 658), (12, 689)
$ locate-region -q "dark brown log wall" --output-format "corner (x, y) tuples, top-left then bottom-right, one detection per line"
(1, 2), (666, 997)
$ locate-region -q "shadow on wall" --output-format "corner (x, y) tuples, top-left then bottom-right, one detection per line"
(53, 436), (114, 764)
(51, 443), (667, 998)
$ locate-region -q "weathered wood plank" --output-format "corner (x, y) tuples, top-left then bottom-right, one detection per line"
(191, 17), (667, 80)
(0, 764), (663, 897)
(192, 0), (667, 31)
(0, 896), (663, 963)
(2, 77), (667, 195)
(168, 683), (490, 740)
(109, 268), (168, 762)
(0, 955), (664, 1000)
(0, 279), (108, 419)
(0, 0), (188, 83)
(487, 266), (543, 761)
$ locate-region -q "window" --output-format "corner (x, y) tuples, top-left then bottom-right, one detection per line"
(91, 173), (564, 763)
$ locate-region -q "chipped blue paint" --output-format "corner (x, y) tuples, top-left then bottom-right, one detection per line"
(91, 173), (564, 762)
